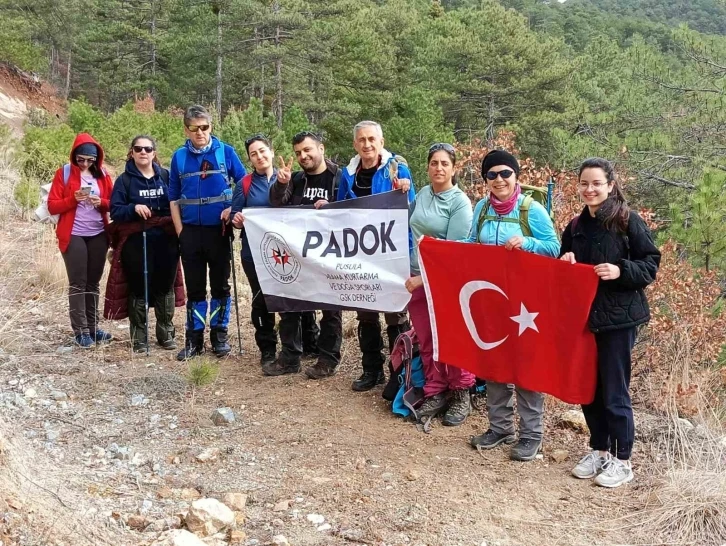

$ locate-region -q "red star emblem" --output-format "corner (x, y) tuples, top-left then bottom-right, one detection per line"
(271, 246), (291, 269)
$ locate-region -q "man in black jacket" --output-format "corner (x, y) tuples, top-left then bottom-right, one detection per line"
(266, 131), (343, 379)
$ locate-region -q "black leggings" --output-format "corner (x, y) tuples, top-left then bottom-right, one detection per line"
(61, 233), (109, 335)
(179, 224), (231, 301)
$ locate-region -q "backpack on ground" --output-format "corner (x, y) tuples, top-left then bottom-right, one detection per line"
(382, 327), (425, 419)
(475, 183), (556, 240)
(33, 163), (71, 225)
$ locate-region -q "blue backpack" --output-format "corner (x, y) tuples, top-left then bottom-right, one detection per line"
(383, 328), (425, 418)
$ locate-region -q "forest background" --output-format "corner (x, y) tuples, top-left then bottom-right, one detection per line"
(2, 0), (726, 275)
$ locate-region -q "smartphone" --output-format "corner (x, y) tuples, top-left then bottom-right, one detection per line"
(79, 184), (92, 196)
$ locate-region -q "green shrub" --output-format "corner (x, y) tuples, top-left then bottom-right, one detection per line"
(13, 176), (40, 210)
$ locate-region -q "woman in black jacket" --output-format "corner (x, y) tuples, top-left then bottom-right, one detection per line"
(110, 135), (179, 353)
(560, 157), (660, 488)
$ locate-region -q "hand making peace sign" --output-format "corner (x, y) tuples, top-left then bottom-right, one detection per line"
(276, 156), (295, 184)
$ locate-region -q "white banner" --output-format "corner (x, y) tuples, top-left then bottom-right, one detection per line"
(243, 191), (412, 312)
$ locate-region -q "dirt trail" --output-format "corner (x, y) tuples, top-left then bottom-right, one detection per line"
(0, 215), (643, 546)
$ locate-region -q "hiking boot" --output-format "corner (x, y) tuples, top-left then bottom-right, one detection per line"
(262, 359), (301, 376)
(351, 370), (385, 392)
(441, 389), (471, 427)
(176, 331), (204, 361)
(91, 329), (113, 343)
(158, 338), (176, 350)
(418, 393), (449, 418)
(470, 429), (516, 450)
(74, 333), (95, 348)
(154, 291), (176, 349)
(260, 350), (276, 367)
(210, 328), (231, 358)
(510, 438), (542, 461)
(304, 360), (337, 380)
(133, 341), (149, 354)
(572, 451), (609, 479)
(594, 458), (633, 488)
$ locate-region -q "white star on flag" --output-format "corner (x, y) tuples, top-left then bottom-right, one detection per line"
(510, 303), (539, 336)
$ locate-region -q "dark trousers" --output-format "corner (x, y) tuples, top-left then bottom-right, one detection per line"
(241, 258), (277, 355)
(279, 310), (342, 366)
(582, 327), (637, 460)
(121, 227), (178, 301)
(356, 311), (409, 373)
(179, 224), (231, 301)
(61, 233), (109, 335)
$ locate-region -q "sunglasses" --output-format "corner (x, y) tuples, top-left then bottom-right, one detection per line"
(429, 143), (455, 154)
(133, 146), (154, 153)
(294, 130), (322, 142)
(245, 133), (271, 147)
(186, 124), (210, 133)
(76, 157), (96, 164)
(486, 169), (515, 181)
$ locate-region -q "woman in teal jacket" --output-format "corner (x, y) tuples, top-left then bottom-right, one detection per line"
(467, 150), (560, 462)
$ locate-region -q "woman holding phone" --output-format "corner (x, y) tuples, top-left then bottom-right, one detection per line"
(47, 133), (114, 347)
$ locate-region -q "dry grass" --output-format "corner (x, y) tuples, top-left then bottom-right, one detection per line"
(35, 226), (66, 292)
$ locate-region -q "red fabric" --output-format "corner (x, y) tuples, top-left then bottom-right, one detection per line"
(419, 238), (599, 404)
(47, 133), (114, 253)
(103, 217), (185, 320)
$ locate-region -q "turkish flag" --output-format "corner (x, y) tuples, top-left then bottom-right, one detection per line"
(419, 238), (598, 404)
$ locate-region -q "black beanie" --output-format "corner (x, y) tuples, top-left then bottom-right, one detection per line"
(481, 149), (519, 178)
(75, 143), (99, 158)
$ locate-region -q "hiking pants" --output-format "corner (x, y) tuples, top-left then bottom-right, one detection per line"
(241, 258), (277, 355)
(487, 382), (544, 441)
(61, 232), (109, 335)
(179, 224), (231, 301)
(356, 310), (409, 373)
(582, 327), (637, 460)
(409, 285), (475, 396)
(279, 310), (342, 366)
(121, 227), (178, 302)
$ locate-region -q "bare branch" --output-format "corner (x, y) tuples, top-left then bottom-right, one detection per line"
(638, 170), (696, 190)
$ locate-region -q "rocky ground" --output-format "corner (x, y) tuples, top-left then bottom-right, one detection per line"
(0, 215), (691, 546)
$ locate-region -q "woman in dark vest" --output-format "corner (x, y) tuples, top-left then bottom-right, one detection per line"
(109, 135), (180, 352)
(561, 157), (660, 488)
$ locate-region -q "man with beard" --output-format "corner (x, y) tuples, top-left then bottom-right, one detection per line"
(267, 131), (343, 379)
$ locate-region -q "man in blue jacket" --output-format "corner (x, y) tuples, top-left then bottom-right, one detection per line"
(338, 120), (415, 392)
(169, 105), (246, 360)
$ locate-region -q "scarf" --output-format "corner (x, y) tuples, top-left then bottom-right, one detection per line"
(185, 139), (212, 155)
(490, 184), (521, 216)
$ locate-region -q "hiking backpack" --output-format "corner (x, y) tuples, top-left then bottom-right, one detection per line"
(476, 182), (556, 240)
(382, 327), (425, 419)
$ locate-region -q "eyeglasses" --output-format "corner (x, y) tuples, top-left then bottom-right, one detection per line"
(186, 124), (210, 133)
(429, 143), (455, 154)
(133, 146), (154, 153)
(76, 157), (96, 164)
(486, 169), (514, 180)
(293, 130), (322, 142)
(578, 181), (609, 189)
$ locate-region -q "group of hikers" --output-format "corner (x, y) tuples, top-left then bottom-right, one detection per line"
(46, 104), (661, 489)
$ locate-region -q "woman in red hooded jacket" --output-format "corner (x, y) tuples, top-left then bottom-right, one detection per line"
(47, 133), (114, 347)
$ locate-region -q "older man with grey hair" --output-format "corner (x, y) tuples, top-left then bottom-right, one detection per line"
(336, 120), (416, 392)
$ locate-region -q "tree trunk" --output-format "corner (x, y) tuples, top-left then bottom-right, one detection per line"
(150, 2), (157, 99)
(274, 23), (283, 128)
(216, 8), (223, 117)
(64, 50), (72, 100)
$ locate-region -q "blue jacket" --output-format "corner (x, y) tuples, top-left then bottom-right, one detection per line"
(231, 169), (277, 262)
(465, 193), (560, 257)
(110, 160), (171, 223)
(337, 149), (416, 203)
(168, 136), (246, 226)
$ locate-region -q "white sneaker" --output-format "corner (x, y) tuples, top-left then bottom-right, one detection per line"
(571, 451), (609, 479)
(594, 457), (634, 488)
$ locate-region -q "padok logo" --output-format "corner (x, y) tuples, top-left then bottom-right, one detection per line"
(260, 232), (301, 284)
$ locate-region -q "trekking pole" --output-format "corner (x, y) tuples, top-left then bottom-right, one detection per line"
(228, 231), (243, 355)
(142, 221), (150, 357)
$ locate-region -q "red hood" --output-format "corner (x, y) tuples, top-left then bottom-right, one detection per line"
(70, 133), (105, 168)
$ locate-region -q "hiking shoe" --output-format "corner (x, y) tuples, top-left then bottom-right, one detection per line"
(442, 389), (471, 427)
(158, 338), (177, 351)
(351, 371), (385, 392)
(176, 343), (204, 361)
(74, 333), (95, 348)
(470, 429), (516, 450)
(133, 342), (149, 354)
(260, 350), (276, 367)
(572, 451), (609, 479)
(304, 361), (337, 380)
(594, 458), (633, 488)
(262, 359), (301, 376)
(210, 328), (231, 357)
(91, 329), (113, 343)
(418, 393), (449, 418)
(510, 438), (542, 461)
